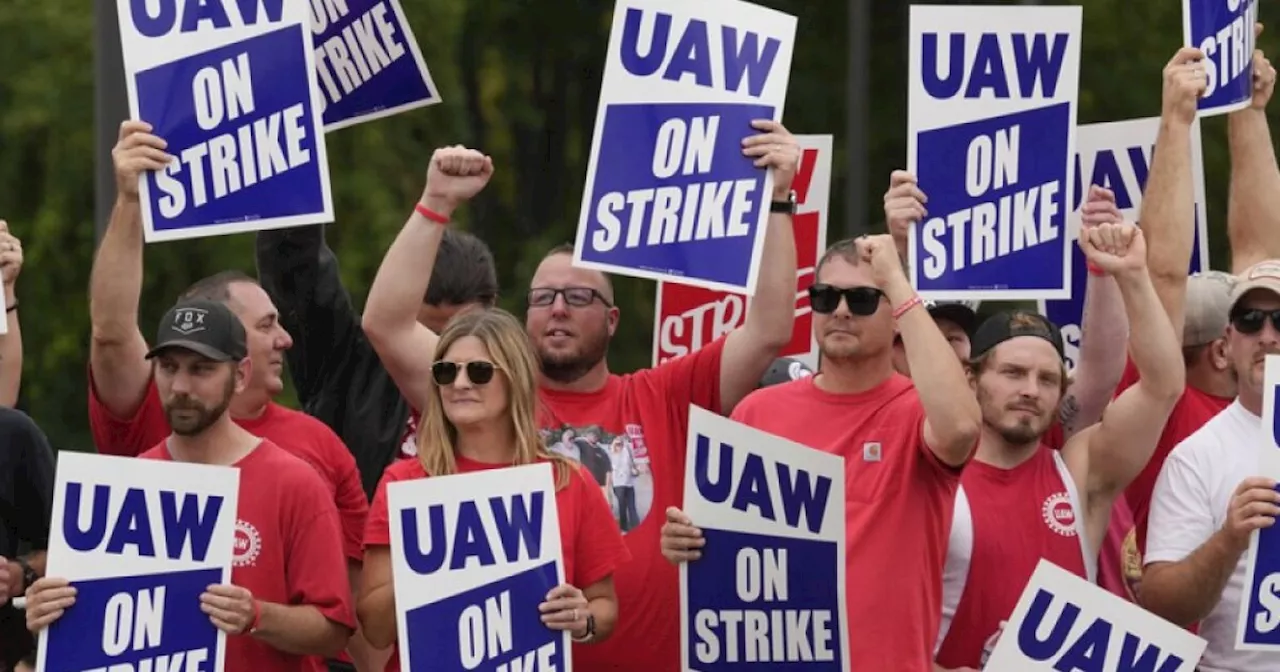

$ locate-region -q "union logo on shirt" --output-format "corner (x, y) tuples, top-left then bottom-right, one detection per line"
(1040, 492), (1077, 537)
(233, 519), (262, 567)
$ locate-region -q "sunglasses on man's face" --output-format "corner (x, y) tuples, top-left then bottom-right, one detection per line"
(808, 284), (886, 316)
(1231, 308), (1280, 335)
(431, 360), (500, 386)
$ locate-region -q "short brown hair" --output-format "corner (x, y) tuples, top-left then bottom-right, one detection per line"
(428, 229), (499, 307)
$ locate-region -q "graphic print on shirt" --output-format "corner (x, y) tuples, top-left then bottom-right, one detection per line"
(539, 423), (652, 534)
(233, 519), (262, 568)
(1121, 527), (1142, 600)
(399, 412), (420, 457)
(1041, 491), (1078, 537)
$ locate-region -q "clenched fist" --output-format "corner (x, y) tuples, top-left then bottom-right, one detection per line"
(420, 146), (495, 220)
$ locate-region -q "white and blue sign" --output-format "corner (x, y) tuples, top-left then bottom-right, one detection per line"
(1184, 0), (1257, 117)
(310, 0), (441, 131)
(907, 6), (1082, 301)
(1038, 117), (1212, 373)
(117, 0), (335, 243)
(1236, 353), (1280, 650)
(573, 0), (797, 295)
(37, 452), (239, 672)
(388, 463), (567, 672)
(986, 559), (1206, 670)
(681, 406), (848, 670)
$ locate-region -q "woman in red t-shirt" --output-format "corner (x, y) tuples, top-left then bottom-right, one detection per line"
(358, 308), (631, 672)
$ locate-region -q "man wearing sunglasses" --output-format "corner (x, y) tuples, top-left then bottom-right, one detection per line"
(1141, 259), (1280, 671)
(663, 233), (982, 672)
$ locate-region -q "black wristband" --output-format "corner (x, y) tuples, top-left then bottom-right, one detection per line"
(15, 556), (37, 593)
(770, 191), (797, 215)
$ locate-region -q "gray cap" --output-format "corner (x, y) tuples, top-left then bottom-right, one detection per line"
(1184, 271), (1238, 346)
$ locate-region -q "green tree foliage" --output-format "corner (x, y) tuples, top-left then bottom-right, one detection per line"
(0, 0), (1266, 449)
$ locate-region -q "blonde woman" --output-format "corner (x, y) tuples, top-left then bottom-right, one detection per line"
(358, 308), (630, 671)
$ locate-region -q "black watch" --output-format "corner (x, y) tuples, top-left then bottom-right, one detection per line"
(770, 191), (797, 215)
(571, 612), (596, 643)
(15, 556), (37, 593)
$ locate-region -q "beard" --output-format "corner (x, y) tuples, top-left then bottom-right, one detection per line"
(538, 329), (609, 384)
(977, 385), (1053, 447)
(163, 377), (234, 437)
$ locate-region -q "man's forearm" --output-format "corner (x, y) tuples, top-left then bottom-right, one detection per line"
(1228, 108), (1280, 270)
(1062, 273), (1127, 437)
(1115, 269), (1184, 398)
(90, 197), (145, 339)
(253, 601), (351, 657)
(1141, 531), (1243, 626)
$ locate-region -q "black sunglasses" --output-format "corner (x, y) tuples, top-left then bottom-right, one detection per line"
(431, 360), (500, 386)
(808, 284), (885, 316)
(1232, 308), (1280, 335)
(528, 287), (613, 308)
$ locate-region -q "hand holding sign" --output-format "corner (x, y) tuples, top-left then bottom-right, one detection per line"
(421, 146), (495, 219)
(0, 221), (23, 288)
(740, 120), (800, 199)
(199, 583), (256, 635)
(1251, 23), (1276, 110)
(883, 170), (927, 259)
(1224, 476), (1280, 553)
(660, 506), (705, 563)
(1163, 48), (1209, 126)
(24, 576), (76, 632)
(113, 121), (171, 200)
(538, 583), (590, 637)
(1079, 222), (1146, 278)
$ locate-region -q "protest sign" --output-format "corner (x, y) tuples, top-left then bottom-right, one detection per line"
(37, 452), (239, 672)
(1038, 117), (1211, 373)
(681, 405), (848, 670)
(907, 5), (1082, 301)
(1236, 353), (1280, 650)
(574, 0), (797, 295)
(388, 463), (568, 671)
(986, 559), (1206, 671)
(1184, 0), (1257, 117)
(653, 134), (831, 369)
(311, 0), (441, 131)
(117, 0), (335, 242)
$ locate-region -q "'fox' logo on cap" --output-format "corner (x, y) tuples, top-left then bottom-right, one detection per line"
(172, 308), (208, 335)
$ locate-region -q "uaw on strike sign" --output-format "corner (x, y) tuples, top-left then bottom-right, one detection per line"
(653, 135), (831, 369)
(907, 5), (1082, 301)
(1185, 0), (1257, 117)
(118, 0), (335, 242)
(681, 406), (848, 671)
(1237, 353), (1280, 651)
(388, 463), (568, 672)
(574, 0), (797, 295)
(1039, 116), (1211, 374)
(38, 452), (239, 672)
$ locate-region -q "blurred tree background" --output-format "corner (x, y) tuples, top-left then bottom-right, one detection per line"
(0, 0), (1256, 450)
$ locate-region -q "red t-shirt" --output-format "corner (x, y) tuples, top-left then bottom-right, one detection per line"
(1114, 358), (1232, 552)
(531, 336), (725, 672)
(88, 372), (369, 563)
(363, 455), (632, 672)
(732, 374), (963, 672)
(139, 440), (355, 672)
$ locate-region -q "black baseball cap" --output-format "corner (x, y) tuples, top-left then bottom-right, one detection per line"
(144, 299), (248, 362)
(926, 300), (980, 336)
(970, 309), (1065, 361)
(758, 356), (814, 388)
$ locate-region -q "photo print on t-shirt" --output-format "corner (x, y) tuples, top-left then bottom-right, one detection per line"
(540, 423), (653, 533)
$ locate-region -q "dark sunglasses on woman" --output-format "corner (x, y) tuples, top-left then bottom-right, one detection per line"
(808, 284), (885, 316)
(431, 360), (500, 386)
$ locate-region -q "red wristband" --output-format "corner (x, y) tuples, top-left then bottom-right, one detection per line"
(1086, 262), (1106, 276)
(892, 295), (924, 319)
(414, 203), (449, 225)
(244, 599), (262, 635)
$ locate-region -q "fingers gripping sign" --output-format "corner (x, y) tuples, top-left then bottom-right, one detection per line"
(740, 120), (801, 199)
(883, 170), (928, 259)
(1251, 22), (1277, 110)
(113, 121), (173, 200)
(537, 583), (591, 637)
(199, 583), (258, 635)
(0, 220), (24, 289)
(1162, 47), (1209, 125)
(661, 507), (706, 564)
(24, 577), (78, 633)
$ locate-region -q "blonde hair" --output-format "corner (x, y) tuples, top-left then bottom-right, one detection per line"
(417, 307), (573, 489)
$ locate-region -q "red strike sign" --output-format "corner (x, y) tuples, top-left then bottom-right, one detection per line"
(652, 136), (832, 366)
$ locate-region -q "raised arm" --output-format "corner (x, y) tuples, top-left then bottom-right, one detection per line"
(89, 121), (170, 417)
(862, 234), (980, 466)
(362, 147), (493, 408)
(1227, 24), (1280, 272)
(1059, 187), (1129, 438)
(255, 225), (362, 405)
(1140, 48), (1204, 334)
(1069, 223), (1183, 509)
(0, 221), (24, 407)
(719, 120), (800, 412)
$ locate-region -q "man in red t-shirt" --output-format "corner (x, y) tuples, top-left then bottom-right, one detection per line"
(361, 128), (805, 671)
(87, 121), (374, 671)
(663, 232), (983, 672)
(26, 299), (354, 671)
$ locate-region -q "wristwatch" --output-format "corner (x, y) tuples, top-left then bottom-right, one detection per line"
(770, 190), (797, 215)
(15, 556), (37, 593)
(571, 612), (596, 643)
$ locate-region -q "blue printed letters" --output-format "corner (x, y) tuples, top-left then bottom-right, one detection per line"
(401, 493), (545, 575)
(1016, 588), (1186, 671)
(1188, 0), (1255, 113)
(921, 32), (1069, 100)
(128, 0), (284, 37)
(62, 482), (224, 563)
(693, 434), (832, 534)
(620, 9), (780, 98)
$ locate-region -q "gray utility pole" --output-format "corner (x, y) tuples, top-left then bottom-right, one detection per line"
(846, 0), (870, 239)
(94, 0), (129, 246)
